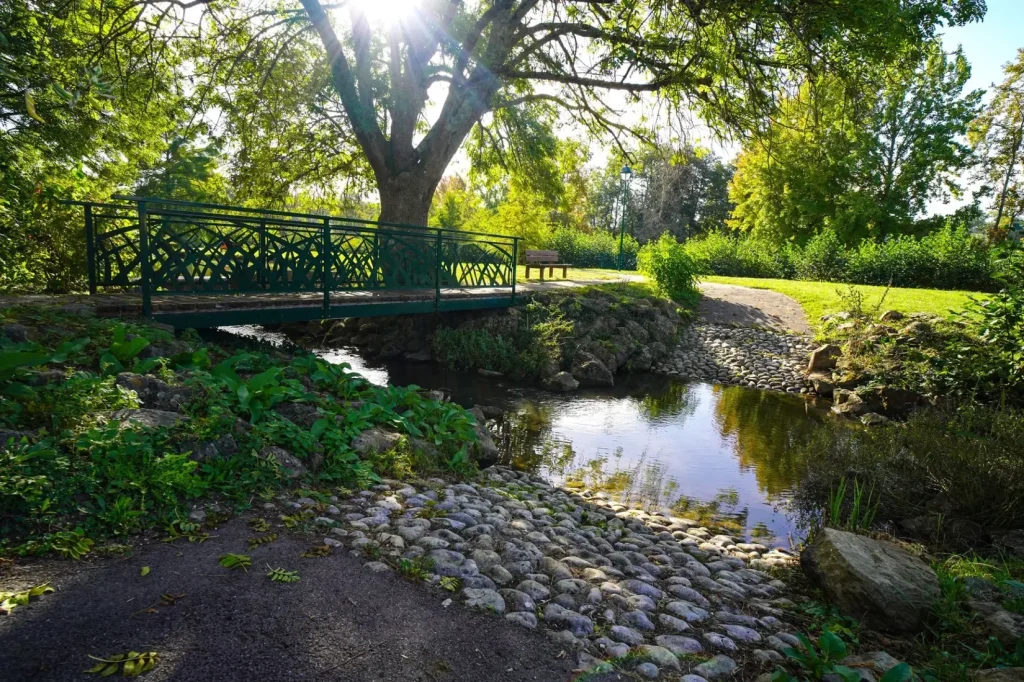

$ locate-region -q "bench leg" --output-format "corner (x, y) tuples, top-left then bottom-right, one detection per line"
(525, 265), (531, 279)
(562, 267), (567, 278)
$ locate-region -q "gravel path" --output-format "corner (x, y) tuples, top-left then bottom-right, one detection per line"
(698, 283), (811, 335)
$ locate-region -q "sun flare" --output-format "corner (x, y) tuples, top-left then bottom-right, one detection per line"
(345, 0), (421, 26)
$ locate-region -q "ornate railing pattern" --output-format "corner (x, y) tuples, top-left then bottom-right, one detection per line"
(75, 197), (518, 316)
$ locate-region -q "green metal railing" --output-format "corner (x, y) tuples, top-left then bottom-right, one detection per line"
(73, 197), (519, 319)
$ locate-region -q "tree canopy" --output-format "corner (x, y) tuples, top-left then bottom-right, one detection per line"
(728, 43), (982, 244)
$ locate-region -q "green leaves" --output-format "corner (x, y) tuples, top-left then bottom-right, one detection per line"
(99, 325), (151, 377)
(0, 583), (53, 614)
(52, 528), (94, 560)
(85, 651), (158, 677)
(266, 567), (299, 583)
(218, 553), (252, 572)
(879, 663), (915, 682)
(139, 566), (150, 577)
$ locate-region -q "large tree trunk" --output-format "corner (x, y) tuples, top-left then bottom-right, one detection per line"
(376, 170), (439, 226)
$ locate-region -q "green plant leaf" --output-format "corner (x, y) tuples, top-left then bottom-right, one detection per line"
(879, 663), (915, 682)
(140, 566), (150, 577)
(819, 630), (847, 660)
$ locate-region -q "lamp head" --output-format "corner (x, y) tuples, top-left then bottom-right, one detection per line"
(620, 165), (633, 182)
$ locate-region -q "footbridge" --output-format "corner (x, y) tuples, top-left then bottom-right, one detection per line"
(72, 197), (520, 328)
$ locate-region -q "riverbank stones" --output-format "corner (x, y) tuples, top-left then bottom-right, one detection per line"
(296, 465), (801, 679)
(656, 323), (814, 394)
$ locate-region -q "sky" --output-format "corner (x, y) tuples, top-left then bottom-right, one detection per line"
(941, 0), (1022, 100)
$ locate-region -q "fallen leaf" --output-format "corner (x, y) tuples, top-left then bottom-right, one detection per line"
(140, 566), (150, 577)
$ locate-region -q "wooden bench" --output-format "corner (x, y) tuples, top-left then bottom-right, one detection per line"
(524, 250), (570, 280)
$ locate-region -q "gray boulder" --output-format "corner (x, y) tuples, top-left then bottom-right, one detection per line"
(109, 408), (185, 430)
(115, 373), (191, 411)
(351, 427), (402, 455)
(571, 352), (614, 387)
(545, 371), (579, 392)
(802, 528), (940, 634)
(808, 344), (841, 372)
(260, 446), (307, 479)
(468, 407), (500, 466)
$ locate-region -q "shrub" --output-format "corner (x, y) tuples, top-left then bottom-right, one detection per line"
(637, 233), (700, 304)
(682, 231), (793, 278)
(793, 229), (849, 282)
(547, 228), (638, 270)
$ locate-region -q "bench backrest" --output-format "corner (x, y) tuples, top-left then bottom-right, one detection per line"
(524, 250), (559, 263)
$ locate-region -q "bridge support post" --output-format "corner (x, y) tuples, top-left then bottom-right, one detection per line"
(322, 217), (331, 318)
(434, 229), (442, 311)
(137, 201), (152, 317)
(84, 203), (97, 295)
(511, 237), (518, 304)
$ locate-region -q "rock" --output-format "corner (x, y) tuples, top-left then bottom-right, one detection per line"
(498, 589), (536, 613)
(516, 580), (551, 601)
(571, 352), (614, 388)
(840, 651), (902, 679)
(967, 600), (1024, 645)
(0, 429), (30, 450)
(653, 635), (702, 655)
(860, 412), (888, 426)
(802, 528), (941, 634)
(364, 561), (390, 573)
(273, 402), (321, 428)
(467, 407), (500, 466)
(0, 323), (31, 342)
(808, 344), (841, 372)
(831, 389), (866, 418)
(692, 655), (737, 681)
(108, 408), (184, 430)
(260, 446), (308, 478)
(115, 373), (190, 411)
(351, 427), (402, 455)
(188, 509), (207, 524)
(808, 371), (835, 398)
(878, 310), (905, 322)
(973, 669), (1024, 682)
(635, 645), (680, 671)
(543, 603), (593, 637)
(635, 662), (659, 679)
(609, 625), (646, 646)
(462, 588), (505, 614)
(994, 530), (1024, 558)
(545, 371), (579, 392)
(505, 611), (537, 629)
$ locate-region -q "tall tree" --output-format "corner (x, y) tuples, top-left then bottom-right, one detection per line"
(729, 44), (983, 243)
(970, 48), (1024, 241)
(139, 0), (984, 225)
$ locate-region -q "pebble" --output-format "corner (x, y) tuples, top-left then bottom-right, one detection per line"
(635, 662), (659, 679)
(692, 654), (738, 680)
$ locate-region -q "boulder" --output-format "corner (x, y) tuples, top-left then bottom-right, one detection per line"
(994, 530), (1024, 558)
(545, 371), (579, 392)
(0, 429), (31, 450)
(351, 427), (403, 455)
(273, 402), (321, 428)
(808, 344), (842, 372)
(468, 407), (500, 466)
(801, 528), (941, 634)
(808, 371), (835, 398)
(571, 352), (614, 388)
(860, 412), (888, 426)
(0, 323), (31, 342)
(261, 446), (307, 478)
(115, 373), (191, 411)
(109, 408), (185, 430)
(878, 310), (905, 323)
(831, 389), (866, 417)
(967, 600), (1024, 645)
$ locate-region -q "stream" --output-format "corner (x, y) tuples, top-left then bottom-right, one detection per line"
(221, 325), (829, 548)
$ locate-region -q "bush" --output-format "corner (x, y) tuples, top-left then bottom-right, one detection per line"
(637, 233), (700, 304)
(679, 225), (998, 291)
(547, 228), (638, 269)
(793, 229), (849, 282)
(682, 231), (794, 278)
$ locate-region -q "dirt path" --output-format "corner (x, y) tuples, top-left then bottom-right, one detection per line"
(0, 518), (578, 682)
(697, 282), (811, 335)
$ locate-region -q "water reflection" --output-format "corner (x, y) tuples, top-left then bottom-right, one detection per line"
(216, 327), (826, 546)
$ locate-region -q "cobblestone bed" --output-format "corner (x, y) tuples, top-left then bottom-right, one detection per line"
(655, 324), (816, 395)
(278, 466), (804, 681)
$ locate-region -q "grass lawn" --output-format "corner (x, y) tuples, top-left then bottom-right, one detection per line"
(703, 275), (986, 326)
(515, 265), (637, 282)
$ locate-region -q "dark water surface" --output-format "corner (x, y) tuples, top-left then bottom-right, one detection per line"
(222, 325), (828, 547)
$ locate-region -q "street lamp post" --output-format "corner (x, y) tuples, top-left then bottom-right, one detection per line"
(617, 165), (633, 271)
